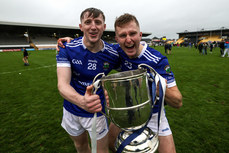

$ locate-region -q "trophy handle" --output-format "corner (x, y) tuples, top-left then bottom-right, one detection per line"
(138, 63), (157, 76)
(91, 72), (111, 119)
(91, 73), (105, 153)
(92, 73), (105, 94)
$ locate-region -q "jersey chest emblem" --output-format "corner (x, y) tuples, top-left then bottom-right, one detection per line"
(72, 59), (82, 65)
(103, 62), (110, 71)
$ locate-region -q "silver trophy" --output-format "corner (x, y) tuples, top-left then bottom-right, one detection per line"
(92, 64), (166, 152)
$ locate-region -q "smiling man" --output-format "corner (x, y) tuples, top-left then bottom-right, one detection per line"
(56, 8), (119, 153)
(108, 13), (182, 153)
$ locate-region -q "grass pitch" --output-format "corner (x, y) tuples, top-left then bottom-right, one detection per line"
(0, 47), (229, 153)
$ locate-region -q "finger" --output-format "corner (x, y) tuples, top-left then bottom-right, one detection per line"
(57, 39), (65, 48)
(104, 90), (110, 106)
(56, 45), (60, 51)
(87, 100), (102, 113)
(85, 85), (94, 96)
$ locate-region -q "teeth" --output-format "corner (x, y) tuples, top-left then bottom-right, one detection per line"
(126, 44), (134, 48)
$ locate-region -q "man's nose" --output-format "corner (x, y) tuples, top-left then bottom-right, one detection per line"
(91, 21), (96, 29)
(126, 35), (131, 42)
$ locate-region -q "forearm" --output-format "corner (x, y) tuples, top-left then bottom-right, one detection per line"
(57, 67), (102, 113)
(58, 83), (84, 107)
(164, 86), (182, 109)
(57, 67), (84, 108)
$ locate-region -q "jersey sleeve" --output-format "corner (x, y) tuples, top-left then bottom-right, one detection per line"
(56, 47), (71, 68)
(156, 56), (176, 88)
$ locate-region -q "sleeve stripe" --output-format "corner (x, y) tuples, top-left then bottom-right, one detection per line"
(57, 63), (71, 67)
(167, 81), (176, 88)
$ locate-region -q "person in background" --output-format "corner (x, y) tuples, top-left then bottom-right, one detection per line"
(219, 40), (225, 56)
(222, 40), (229, 57)
(198, 43), (203, 54)
(164, 42), (169, 55)
(210, 43), (213, 54)
(22, 47), (29, 66)
(202, 42), (208, 55)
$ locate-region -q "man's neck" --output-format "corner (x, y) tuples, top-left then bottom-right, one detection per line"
(83, 38), (103, 53)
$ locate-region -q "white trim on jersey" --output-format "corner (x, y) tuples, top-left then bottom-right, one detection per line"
(139, 41), (161, 64)
(167, 81), (176, 88)
(143, 49), (161, 64)
(105, 44), (119, 57)
(57, 63), (71, 67)
(66, 39), (82, 48)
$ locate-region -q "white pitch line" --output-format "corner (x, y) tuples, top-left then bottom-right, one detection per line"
(0, 64), (56, 75)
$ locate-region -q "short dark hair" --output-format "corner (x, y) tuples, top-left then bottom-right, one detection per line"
(114, 13), (139, 30)
(80, 7), (105, 22)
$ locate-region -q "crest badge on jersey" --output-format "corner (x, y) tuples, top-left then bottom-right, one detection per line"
(164, 65), (171, 74)
(103, 62), (110, 71)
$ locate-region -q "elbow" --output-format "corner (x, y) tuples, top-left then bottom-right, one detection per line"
(57, 83), (61, 92)
(57, 83), (64, 95)
(176, 101), (183, 109)
(175, 95), (183, 109)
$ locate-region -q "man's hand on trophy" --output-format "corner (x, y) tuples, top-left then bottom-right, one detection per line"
(81, 85), (102, 113)
(56, 37), (73, 51)
(104, 89), (110, 107)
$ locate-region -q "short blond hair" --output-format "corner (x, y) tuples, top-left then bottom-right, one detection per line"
(114, 13), (139, 30)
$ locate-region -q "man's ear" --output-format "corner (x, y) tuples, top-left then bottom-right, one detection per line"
(104, 24), (106, 30)
(79, 24), (83, 31)
(115, 35), (118, 42)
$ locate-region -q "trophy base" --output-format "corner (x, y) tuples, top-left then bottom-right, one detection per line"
(115, 127), (159, 153)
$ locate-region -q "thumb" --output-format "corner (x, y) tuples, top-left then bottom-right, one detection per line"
(85, 85), (94, 95)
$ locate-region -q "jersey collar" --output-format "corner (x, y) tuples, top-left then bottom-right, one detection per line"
(138, 41), (147, 58)
(82, 37), (105, 52)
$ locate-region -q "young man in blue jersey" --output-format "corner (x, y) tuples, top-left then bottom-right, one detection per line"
(108, 13), (182, 153)
(57, 13), (182, 153)
(56, 8), (119, 153)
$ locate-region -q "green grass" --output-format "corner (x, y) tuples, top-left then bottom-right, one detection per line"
(0, 47), (229, 153)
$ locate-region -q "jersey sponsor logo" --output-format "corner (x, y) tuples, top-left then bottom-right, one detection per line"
(88, 59), (97, 63)
(72, 59), (82, 65)
(78, 80), (91, 86)
(124, 60), (132, 69)
(164, 65), (171, 74)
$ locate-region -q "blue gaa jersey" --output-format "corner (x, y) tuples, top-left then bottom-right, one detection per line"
(115, 42), (176, 113)
(56, 37), (120, 117)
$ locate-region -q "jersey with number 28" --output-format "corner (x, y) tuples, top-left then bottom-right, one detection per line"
(56, 37), (119, 117)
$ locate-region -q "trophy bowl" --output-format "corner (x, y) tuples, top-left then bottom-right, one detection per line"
(100, 69), (152, 131)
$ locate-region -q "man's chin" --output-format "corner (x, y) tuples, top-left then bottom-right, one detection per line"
(125, 51), (137, 58)
(89, 37), (99, 43)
